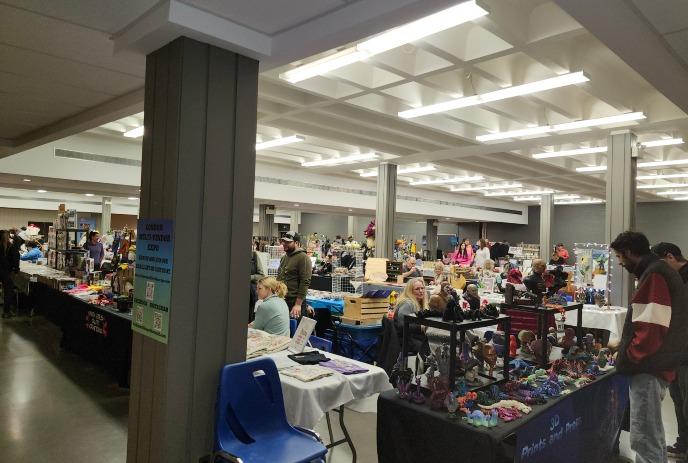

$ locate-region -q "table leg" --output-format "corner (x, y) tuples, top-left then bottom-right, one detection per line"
(576, 307), (583, 347)
(324, 406), (357, 463)
(449, 326), (458, 391)
(540, 314), (547, 367)
(503, 317), (511, 380)
(401, 316), (408, 372)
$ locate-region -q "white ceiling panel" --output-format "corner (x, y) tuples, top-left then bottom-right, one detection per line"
(422, 23), (513, 62)
(326, 61), (404, 89)
(371, 45), (454, 77)
(631, 0), (688, 34)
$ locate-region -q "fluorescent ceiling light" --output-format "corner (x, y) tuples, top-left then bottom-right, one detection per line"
(576, 165), (608, 173)
(255, 135), (305, 151)
(84, 193), (94, 197)
(409, 175), (484, 186)
(656, 190), (688, 196)
(513, 196), (542, 201)
(478, 112), (646, 142)
(532, 146), (607, 159)
(400, 72), (589, 119)
(279, 1), (488, 83)
(450, 183), (522, 192)
(637, 182), (688, 190)
(302, 152), (377, 167)
(638, 159), (688, 168)
(641, 138), (683, 148)
(128, 197), (138, 200)
(22, 178), (31, 182)
(360, 165), (435, 177)
(123, 126), (144, 138)
(673, 196), (688, 201)
(37, 189), (47, 193)
(555, 199), (604, 205)
(485, 189), (555, 197)
(555, 194), (581, 200)
(637, 173), (688, 180)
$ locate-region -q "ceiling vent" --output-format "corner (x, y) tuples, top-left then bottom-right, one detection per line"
(54, 149), (142, 167)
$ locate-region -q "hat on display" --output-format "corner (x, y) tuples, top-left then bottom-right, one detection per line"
(280, 231), (299, 243)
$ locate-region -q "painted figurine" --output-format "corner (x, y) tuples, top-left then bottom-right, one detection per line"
(559, 327), (576, 353)
(509, 335), (518, 358)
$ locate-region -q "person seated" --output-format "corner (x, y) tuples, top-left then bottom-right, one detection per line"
(20, 241), (44, 262)
(400, 257), (422, 280)
(523, 259), (547, 295)
(432, 261), (447, 286)
(250, 277), (290, 337)
(478, 259), (502, 289)
(549, 243), (570, 265)
(452, 241), (473, 267)
(393, 277), (429, 355)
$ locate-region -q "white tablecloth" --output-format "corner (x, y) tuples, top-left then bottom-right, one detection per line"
(560, 305), (628, 341)
(263, 349), (392, 429)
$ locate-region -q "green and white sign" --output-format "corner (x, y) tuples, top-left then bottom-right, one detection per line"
(132, 219), (174, 344)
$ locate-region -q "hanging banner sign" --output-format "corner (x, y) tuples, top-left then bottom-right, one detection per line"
(132, 219), (174, 344)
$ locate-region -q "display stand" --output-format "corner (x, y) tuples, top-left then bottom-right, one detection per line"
(401, 313), (511, 390)
(499, 302), (583, 366)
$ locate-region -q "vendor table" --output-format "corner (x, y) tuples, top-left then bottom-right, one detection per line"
(500, 303), (583, 366)
(561, 305), (627, 342)
(377, 371), (629, 463)
(262, 348), (391, 461)
(309, 275), (332, 291)
(306, 296), (345, 314)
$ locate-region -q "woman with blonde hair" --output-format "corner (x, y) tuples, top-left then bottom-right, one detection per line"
(432, 261), (447, 286)
(250, 276), (290, 336)
(394, 277), (429, 354)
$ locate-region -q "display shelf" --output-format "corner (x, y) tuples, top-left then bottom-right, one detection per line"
(402, 313), (511, 392)
(499, 302), (583, 366)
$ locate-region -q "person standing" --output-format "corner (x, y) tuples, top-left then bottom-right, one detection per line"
(277, 232), (312, 318)
(0, 230), (18, 318)
(83, 230), (105, 270)
(474, 239), (490, 269)
(610, 231), (688, 463)
(651, 242), (688, 460)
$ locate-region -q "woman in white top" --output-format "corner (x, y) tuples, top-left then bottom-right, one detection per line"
(474, 238), (491, 269)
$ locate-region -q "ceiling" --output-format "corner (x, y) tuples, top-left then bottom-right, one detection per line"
(4, 0), (688, 211)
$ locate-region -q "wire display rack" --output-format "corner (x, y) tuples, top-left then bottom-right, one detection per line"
(265, 245), (285, 276)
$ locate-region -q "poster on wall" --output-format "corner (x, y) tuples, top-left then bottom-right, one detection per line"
(132, 219), (174, 344)
(574, 244), (609, 290)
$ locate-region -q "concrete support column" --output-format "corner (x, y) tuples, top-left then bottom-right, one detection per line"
(375, 163), (397, 259)
(426, 219), (438, 260)
(127, 37), (257, 463)
(605, 130), (637, 307)
(101, 196), (112, 233)
(347, 216), (355, 239)
(258, 204), (275, 239)
(539, 194), (554, 260)
(290, 210), (301, 233)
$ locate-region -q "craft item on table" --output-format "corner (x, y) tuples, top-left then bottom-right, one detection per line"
(547, 327), (558, 346)
(246, 329), (292, 359)
(473, 341), (498, 377)
(319, 358), (368, 374)
(482, 303), (499, 318)
(410, 376), (425, 404)
(397, 380), (411, 399)
(287, 351), (330, 365)
(457, 391), (478, 414)
(546, 291), (569, 306)
(518, 330), (536, 355)
(463, 359), (481, 385)
(463, 409), (498, 428)
(496, 407), (522, 422)
(559, 327), (576, 353)
(390, 353), (413, 388)
(480, 399), (532, 414)
(597, 348), (611, 369)
(455, 378), (468, 396)
(428, 376), (450, 410)
(583, 333), (595, 353)
(445, 391), (460, 419)
(509, 335), (518, 358)
(530, 338), (552, 365)
(280, 364), (334, 382)
(492, 332), (505, 357)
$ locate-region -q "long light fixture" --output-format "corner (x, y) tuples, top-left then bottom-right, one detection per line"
(673, 196), (688, 201)
(656, 190), (688, 196)
(450, 183), (522, 192)
(556, 199), (604, 205)
(576, 165), (607, 172)
(399, 72), (589, 119)
(485, 189), (554, 197)
(302, 152), (377, 167)
(359, 165), (435, 177)
(532, 146), (607, 159)
(513, 194), (580, 201)
(123, 126), (144, 138)
(637, 173), (688, 180)
(279, 1), (489, 83)
(255, 135), (305, 151)
(637, 182), (688, 190)
(638, 159), (688, 168)
(409, 175), (484, 186)
(641, 138), (684, 148)
(477, 112), (646, 142)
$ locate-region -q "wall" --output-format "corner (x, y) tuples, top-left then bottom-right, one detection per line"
(0, 208), (138, 234)
(637, 202), (688, 252)
(299, 212), (349, 240)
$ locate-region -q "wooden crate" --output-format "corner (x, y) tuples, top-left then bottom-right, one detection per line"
(344, 296), (390, 320)
(340, 316), (382, 326)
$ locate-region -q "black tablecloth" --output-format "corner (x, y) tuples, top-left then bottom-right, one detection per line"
(377, 371), (628, 463)
(34, 284), (132, 387)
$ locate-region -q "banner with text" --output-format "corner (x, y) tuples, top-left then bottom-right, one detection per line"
(132, 218), (174, 344)
(516, 373), (629, 462)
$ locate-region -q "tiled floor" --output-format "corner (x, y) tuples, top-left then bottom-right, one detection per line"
(0, 315), (683, 463)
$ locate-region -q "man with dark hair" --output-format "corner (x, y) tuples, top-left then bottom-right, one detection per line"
(611, 231), (688, 463)
(277, 231), (312, 319)
(652, 242), (688, 459)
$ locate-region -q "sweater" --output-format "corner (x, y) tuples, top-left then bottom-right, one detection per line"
(252, 295), (290, 337)
(277, 248), (312, 303)
(83, 241), (105, 266)
(616, 254), (688, 380)
(474, 247), (490, 268)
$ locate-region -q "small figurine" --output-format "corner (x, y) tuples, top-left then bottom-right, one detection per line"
(509, 335), (518, 358)
(410, 376), (425, 404)
(597, 347), (611, 368)
(518, 330), (536, 355)
(530, 338), (552, 365)
(445, 391), (459, 419)
(463, 359), (481, 384)
(397, 380), (410, 399)
(547, 327), (558, 346)
(583, 333), (595, 353)
(429, 376), (450, 410)
(559, 327), (576, 353)
(493, 332), (505, 357)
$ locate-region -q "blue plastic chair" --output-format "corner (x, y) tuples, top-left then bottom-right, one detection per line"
(289, 318), (298, 337)
(308, 335), (332, 353)
(213, 357), (327, 463)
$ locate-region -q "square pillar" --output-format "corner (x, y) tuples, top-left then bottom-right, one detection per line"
(539, 194), (554, 260)
(375, 163), (397, 259)
(258, 204), (275, 239)
(290, 210), (301, 233)
(426, 219), (438, 260)
(127, 37), (257, 463)
(101, 196), (112, 233)
(605, 130), (637, 307)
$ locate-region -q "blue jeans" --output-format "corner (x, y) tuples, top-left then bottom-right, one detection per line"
(630, 373), (669, 463)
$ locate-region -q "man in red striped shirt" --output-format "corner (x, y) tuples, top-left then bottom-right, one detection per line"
(611, 231), (688, 463)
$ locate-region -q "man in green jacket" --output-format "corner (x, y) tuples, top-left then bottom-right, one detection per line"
(277, 232), (312, 318)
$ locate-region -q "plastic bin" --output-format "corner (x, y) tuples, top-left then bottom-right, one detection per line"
(332, 321), (383, 364)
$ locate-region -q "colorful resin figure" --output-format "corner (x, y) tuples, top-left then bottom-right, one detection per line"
(509, 334), (518, 358)
(410, 376), (425, 404)
(530, 338), (552, 365)
(428, 376), (449, 410)
(559, 327), (576, 353)
(583, 333), (595, 353)
(518, 330), (536, 355)
(445, 391), (459, 419)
